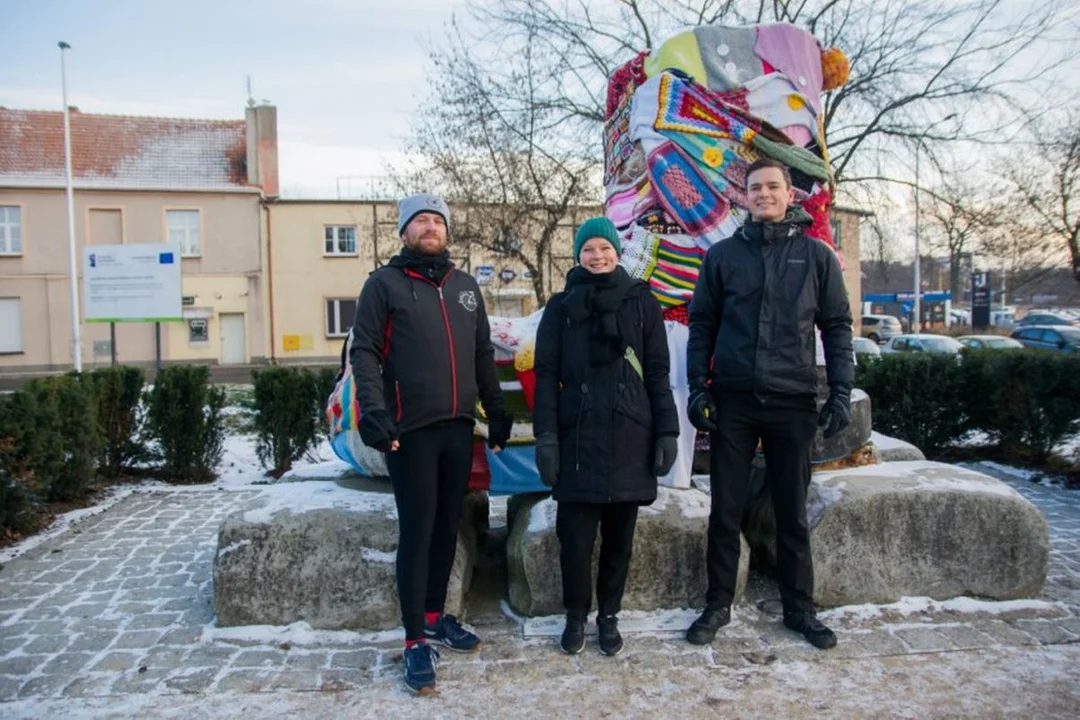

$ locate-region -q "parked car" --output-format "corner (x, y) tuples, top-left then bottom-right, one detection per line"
(881, 334), (964, 355)
(1010, 325), (1080, 352)
(853, 336), (882, 363)
(949, 309), (971, 326)
(861, 314), (903, 344)
(957, 335), (1024, 350)
(1016, 311), (1077, 327)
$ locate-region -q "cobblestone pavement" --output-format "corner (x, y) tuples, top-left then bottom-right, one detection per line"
(0, 469), (1078, 717)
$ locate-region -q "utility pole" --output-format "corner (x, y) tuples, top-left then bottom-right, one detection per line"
(59, 41), (82, 372)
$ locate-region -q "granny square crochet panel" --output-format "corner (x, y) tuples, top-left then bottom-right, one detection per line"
(647, 141), (730, 238)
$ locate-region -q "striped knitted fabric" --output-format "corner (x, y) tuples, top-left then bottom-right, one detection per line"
(654, 72), (761, 144)
(648, 237), (705, 307)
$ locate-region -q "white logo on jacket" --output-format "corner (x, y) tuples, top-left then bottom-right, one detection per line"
(458, 290), (478, 312)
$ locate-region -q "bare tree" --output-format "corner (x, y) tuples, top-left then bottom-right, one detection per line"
(462, 0), (1073, 185)
(996, 111), (1080, 285)
(400, 19), (601, 306)
(923, 180), (997, 301)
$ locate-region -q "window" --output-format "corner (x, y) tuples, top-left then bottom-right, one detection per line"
(0, 298), (21, 352)
(326, 298), (357, 337)
(188, 319), (209, 343)
(324, 226), (357, 256)
(830, 217), (843, 249)
(0, 206), (22, 255)
(167, 210), (200, 256)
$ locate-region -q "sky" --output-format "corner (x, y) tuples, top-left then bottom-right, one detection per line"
(1, 0), (469, 198)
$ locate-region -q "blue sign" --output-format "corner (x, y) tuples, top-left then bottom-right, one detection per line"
(159, 252), (175, 264)
(901, 302), (913, 315)
(475, 265), (495, 285)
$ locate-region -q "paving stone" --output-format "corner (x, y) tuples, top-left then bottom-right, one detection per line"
(284, 651), (330, 670)
(111, 667), (169, 694)
(92, 652), (145, 672)
(111, 630), (165, 649)
(139, 645), (189, 670)
(0, 655), (48, 675)
(67, 603), (111, 619)
(158, 627), (203, 646)
(38, 652), (96, 676)
(17, 672), (74, 698)
(184, 645), (238, 666)
(0, 674), (21, 701)
(158, 597), (198, 613)
(215, 668), (276, 692)
(23, 634), (70, 654)
(127, 613), (180, 630)
(267, 669), (322, 691)
(0, 635), (28, 653)
(62, 675), (113, 698)
(974, 620), (1040, 647)
(163, 668), (218, 694)
(893, 628), (956, 652)
(329, 650), (378, 670)
(319, 669), (367, 691)
(233, 650), (287, 669)
(439, 662), (488, 683)
(938, 625), (996, 649)
(1013, 619), (1078, 645)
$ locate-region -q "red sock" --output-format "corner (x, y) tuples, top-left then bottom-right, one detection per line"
(425, 612), (442, 626)
(404, 637), (426, 649)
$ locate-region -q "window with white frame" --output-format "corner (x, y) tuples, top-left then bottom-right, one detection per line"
(0, 298), (22, 352)
(167, 210), (201, 256)
(326, 298), (357, 337)
(830, 217), (843, 249)
(0, 206), (22, 255)
(324, 225), (357, 256)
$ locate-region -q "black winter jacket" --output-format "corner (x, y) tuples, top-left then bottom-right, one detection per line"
(350, 253), (504, 435)
(687, 207), (854, 398)
(533, 268), (679, 505)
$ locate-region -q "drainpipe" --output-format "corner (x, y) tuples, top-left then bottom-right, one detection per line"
(264, 201), (277, 364)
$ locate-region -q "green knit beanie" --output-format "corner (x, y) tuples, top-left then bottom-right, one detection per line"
(573, 216), (622, 261)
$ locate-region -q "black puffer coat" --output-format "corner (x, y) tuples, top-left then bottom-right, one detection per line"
(533, 267), (679, 505)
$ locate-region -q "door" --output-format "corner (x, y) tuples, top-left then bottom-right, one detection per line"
(220, 313), (246, 364)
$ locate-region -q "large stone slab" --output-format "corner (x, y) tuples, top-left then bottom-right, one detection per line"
(506, 488), (750, 616)
(870, 431), (926, 462)
(213, 480), (483, 630)
(809, 461), (1049, 606)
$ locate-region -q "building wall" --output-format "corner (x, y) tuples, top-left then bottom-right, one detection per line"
(0, 187), (266, 372)
(832, 207), (864, 334)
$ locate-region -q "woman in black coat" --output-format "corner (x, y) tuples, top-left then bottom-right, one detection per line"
(533, 216), (680, 656)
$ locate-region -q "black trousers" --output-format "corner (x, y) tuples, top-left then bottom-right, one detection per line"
(384, 419), (474, 640)
(707, 391), (818, 613)
(556, 501), (640, 621)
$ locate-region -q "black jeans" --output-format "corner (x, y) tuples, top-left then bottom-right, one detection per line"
(556, 501), (640, 621)
(707, 391), (818, 613)
(384, 419), (474, 640)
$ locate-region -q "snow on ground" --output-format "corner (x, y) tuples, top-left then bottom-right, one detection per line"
(819, 596), (1064, 623)
(238, 481), (398, 524)
(206, 620), (404, 647)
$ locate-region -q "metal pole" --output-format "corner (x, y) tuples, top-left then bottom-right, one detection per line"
(60, 41), (82, 372)
(110, 322), (116, 367)
(914, 143), (921, 333)
(155, 322), (162, 371)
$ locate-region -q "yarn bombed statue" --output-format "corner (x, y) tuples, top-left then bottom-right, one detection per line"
(326, 23), (855, 494)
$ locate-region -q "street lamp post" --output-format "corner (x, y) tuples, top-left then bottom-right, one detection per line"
(59, 41), (82, 372)
(913, 113), (956, 333)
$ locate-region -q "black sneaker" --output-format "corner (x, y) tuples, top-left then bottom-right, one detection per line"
(686, 605), (731, 645)
(424, 613), (481, 653)
(560, 615), (586, 654)
(783, 610), (837, 649)
(597, 615), (623, 656)
(403, 642), (439, 694)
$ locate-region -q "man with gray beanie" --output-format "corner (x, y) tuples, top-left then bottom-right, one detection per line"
(350, 192), (512, 694)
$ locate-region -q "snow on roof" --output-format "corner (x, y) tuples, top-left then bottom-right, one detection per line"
(0, 107), (251, 191)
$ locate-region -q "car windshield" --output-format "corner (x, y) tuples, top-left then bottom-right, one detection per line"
(922, 337), (962, 352)
(985, 338), (1022, 349)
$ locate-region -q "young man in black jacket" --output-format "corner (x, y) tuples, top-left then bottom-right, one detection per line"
(349, 193), (512, 694)
(685, 158), (854, 650)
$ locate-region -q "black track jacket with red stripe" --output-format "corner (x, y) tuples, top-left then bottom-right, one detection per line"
(349, 254), (505, 436)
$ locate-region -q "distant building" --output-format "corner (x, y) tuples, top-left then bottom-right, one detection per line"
(0, 103), (278, 376)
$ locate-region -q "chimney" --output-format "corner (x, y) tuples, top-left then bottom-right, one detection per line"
(245, 104), (279, 198)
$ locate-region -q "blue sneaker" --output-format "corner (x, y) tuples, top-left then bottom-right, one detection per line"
(424, 614), (481, 653)
(403, 642), (439, 694)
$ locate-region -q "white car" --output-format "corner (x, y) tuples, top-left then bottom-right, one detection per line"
(881, 334), (964, 355)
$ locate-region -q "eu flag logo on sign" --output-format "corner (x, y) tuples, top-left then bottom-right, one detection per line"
(159, 253), (175, 264)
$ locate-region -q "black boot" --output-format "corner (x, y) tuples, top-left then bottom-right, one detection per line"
(597, 615), (623, 656)
(560, 615), (586, 654)
(686, 605), (730, 645)
(783, 609), (837, 649)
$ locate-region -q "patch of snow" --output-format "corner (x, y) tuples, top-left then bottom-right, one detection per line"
(239, 482), (397, 525)
(820, 596), (1062, 623)
(807, 481), (845, 526)
(205, 620), (403, 647)
(215, 539), (251, 559)
(526, 497), (557, 533)
(870, 431), (913, 450)
(1055, 432), (1080, 460)
(0, 484), (138, 563)
(279, 458), (355, 481)
(814, 461), (1022, 499)
(360, 547), (395, 564)
(954, 429), (993, 447)
(979, 461), (1044, 482)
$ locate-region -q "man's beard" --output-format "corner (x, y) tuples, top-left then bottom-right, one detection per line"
(409, 234), (445, 255)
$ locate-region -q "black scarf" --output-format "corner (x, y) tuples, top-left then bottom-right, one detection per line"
(742, 206), (813, 245)
(391, 245), (453, 283)
(562, 265), (636, 367)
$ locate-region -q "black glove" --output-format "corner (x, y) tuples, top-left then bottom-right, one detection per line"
(535, 433), (559, 487)
(653, 435), (679, 476)
(359, 409), (397, 452)
(487, 411), (514, 450)
(688, 390), (718, 432)
(818, 387), (852, 440)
